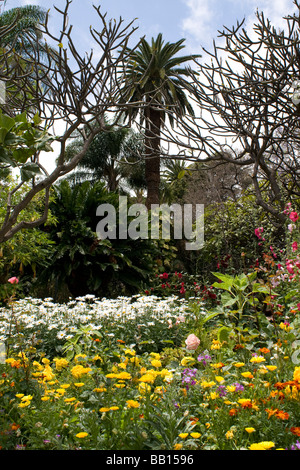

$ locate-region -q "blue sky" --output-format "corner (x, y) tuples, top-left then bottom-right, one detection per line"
(3, 0), (298, 55)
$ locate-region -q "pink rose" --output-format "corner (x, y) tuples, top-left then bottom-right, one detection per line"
(185, 334), (200, 350)
(290, 212), (299, 222)
(292, 241), (298, 252)
(8, 277), (19, 284)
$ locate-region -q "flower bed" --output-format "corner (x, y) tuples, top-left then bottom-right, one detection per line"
(1, 294), (300, 450)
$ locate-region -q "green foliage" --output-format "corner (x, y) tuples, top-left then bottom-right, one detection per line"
(0, 176), (56, 300)
(0, 111), (54, 181)
(42, 180), (156, 298)
(187, 192), (284, 280)
(212, 271), (270, 320)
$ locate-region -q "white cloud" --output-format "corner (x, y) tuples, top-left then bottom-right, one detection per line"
(181, 0), (217, 49)
(181, 0), (298, 52)
(243, 0), (298, 32)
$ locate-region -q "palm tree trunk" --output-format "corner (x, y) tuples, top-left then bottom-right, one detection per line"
(145, 107), (161, 209)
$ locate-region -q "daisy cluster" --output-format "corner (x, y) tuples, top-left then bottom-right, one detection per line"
(0, 294), (196, 355)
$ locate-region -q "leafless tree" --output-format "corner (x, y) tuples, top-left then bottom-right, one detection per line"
(156, 1), (300, 224)
(0, 0), (140, 243)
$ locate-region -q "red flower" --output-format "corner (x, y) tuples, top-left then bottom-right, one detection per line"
(290, 212), (299, 222)
(292, 241), (298, 252)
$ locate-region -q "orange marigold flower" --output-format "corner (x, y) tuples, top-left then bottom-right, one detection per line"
(291, 427), (300, 437)
(276, 410), (289, 420)
(238, 398), (252, 408)
(229, 408), (238, 416)
(259, 348), (270, 354)
(266, 408), (289, 420)
(266, 408), (278, 418)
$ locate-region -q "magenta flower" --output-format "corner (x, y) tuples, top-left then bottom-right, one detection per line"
(290, 212), (299, 222)
(8, 277), (19, 284)
(254, 227), (264, 239)
(292, 242), (298, 252)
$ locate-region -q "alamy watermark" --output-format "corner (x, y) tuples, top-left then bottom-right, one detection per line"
(292, 340), (300, 365)
(0, 80), (5, 105)
(96, 196), (204, 251)
(0, 342), (6, 364)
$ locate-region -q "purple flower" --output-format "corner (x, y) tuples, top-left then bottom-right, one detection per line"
(182, 368), (198, 390)
(233, 382), (244, 392)
(217, 385), (227, 397)
(197, 353), (212, 366)
(290, 441), (300, 450)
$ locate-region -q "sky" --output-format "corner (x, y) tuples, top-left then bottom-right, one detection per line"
(2, 0), (298, 172)
(3, 0), (298, 55)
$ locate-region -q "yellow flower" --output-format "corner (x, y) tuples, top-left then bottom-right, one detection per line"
(76, 432), (88, 438)
(279, 322), (292, 332)
(130, 356), (140, 366)
(151, 359), (162, 368)
(266, 365), (277, 371)
(116, 371), (132, 380)
(211, 340), (222, 350)
(241, 371), (254, 379)
(74, 354), (87, 362)
(227, 385), (236, 393)
(92, 355), (103, 362)
(174, 443), (183, 450)
(15, 393), (24, 399)
(114, 383), (126, 388)
(245, 427), (256, 434)
(33, 361), (44, 371)
(74, 383), (85, 387)
(234, 362), (245, 367)
(53, 358), (69, 371)
(201, 380), (216, 388)
(118, 362), (127, 370)
(181, 357), (196, 367)
(42, 364), (56, 381)
(250, 356), (266, 364)
(215, 376), (225, 383)
(139, 373), (156, 384)
(225, 430), (234, 439)
(210, 362), (224, 369)
(125, 349), (136, 356)
(190, 432), (201, 438)
(64, 397), (76, 403)
(41, 396), (50, 401)
(42, 358), (50, 365)
(126, 400), (140, 408)
(71, 365), (92, 379)
(93, 387), (107, 393)
(18, 401), (31, 408)
(293, 367), (300, 383)
(161, 369), (173, 382)
(22, 395), (33, 401)
(138, 382), (151, 394)
(179, 433), (189, 439)
(249, 441), (275, 450)
(99, 407), (110, 412)
(109, 406), (119, 411)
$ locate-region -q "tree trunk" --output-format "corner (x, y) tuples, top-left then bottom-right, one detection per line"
(145, 107), (161, 209)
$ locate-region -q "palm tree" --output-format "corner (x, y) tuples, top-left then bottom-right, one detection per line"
(64, 124), (146, 195)
(119, 33), (200, 208)
(0, 4), (47, 54)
